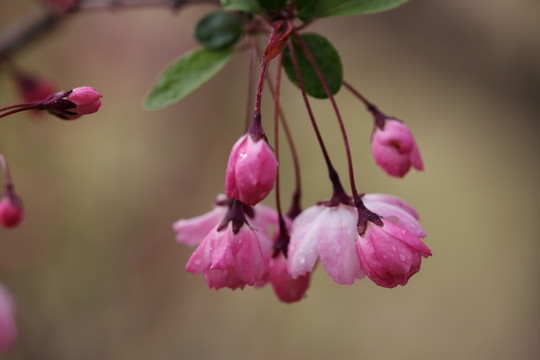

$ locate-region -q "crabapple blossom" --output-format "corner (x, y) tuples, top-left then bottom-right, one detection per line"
(356, 219), (432, 288)
(268, 254), (310, 303)
(185, 223), (268, 290)
(371, 119), (423, 177)
(287, 204), (365, 285)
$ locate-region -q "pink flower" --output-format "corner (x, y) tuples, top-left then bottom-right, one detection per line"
(185, 223), (268, 290)
(287, 204), (364, 285)
(0, 195), (23, 228)
(371, 119), (423, 177)
(225, 134), (278, 206)
(356, 219), (431, 288)
(268, 254), (310, 303)
(0, 284), (16, 352)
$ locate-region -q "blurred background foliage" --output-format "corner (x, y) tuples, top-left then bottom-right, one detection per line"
(0, 0), (539, 359)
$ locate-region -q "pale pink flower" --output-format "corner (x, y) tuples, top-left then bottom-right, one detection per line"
(0, 195), (23, 229)
(185, 223), (269, 290)
(371, 119), (423, 177)
(287, 204), (364, 285)
(0, 284), (16, 352)
(356, 219), (431, 288)
(268, 254), (310, 303)
(225, 134), (278, 206)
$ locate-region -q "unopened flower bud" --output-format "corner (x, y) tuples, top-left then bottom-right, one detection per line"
(46, 86), (102, 120)
(225, 134), (278, 206)
(0, 194), (23, 228)
(371, 119), (423, 177)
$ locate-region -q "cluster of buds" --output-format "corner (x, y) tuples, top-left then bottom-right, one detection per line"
(172, 28), (430, 304)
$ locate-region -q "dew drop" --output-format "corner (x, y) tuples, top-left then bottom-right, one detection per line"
(399, 254), (406, 262)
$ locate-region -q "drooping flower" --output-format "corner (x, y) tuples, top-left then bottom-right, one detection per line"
(225, 134), (278, 206)
(185, 222), (268, 290)
(356, 219), (431, 288)
(371, 119), (423, 177)
(0, 284), (16, 352)
(286, 193), (430, 288)
(268, 254), (310, 303)
(287, 203), (364, 285)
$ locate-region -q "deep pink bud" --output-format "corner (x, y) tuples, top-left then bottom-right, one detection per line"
(225, 134), (278, 206)
(356, 219), (431, 288)
(0, 284), (16, 352)
(269, 255), (310, 303)
(0, 196), (23, 228)
(371, 119), (423, 177)
(66, 86), (102, 116)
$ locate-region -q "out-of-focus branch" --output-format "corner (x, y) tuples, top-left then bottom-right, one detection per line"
(0, 0), (219, 58)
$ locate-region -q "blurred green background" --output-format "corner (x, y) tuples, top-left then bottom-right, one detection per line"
(1, 0), (539, 359)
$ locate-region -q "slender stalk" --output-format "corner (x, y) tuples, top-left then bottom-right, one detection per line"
(294, 33), (360, 203)
(0, 105), (40, 119)
(0, 103), (32, 112)
(287, 40), (349, 204)
(0, 153), (14, 189)
(244, 37), (258, 132)
(265, 75), (302, 218)
(343, 81), (386, 128)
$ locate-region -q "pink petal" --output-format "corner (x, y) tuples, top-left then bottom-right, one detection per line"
(317, 205), (364, 284)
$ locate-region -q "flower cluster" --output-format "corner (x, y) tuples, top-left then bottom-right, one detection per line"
(171, 4), (432, 303)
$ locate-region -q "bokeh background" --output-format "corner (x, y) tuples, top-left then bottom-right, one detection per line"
(1, 0), (539, 359)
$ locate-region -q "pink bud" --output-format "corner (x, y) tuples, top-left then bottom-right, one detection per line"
(0, 284), (16, 352)
(225, 134), (278, 206)
(371, 119), (423, 177)
(268, 255), (310, 303)
(356, 219), (431, 288)
(66, 86), (102, 117)
(0, 196), (23, 228)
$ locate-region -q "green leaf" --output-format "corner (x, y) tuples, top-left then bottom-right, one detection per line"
(144, 48), (234, 110)
(220, 0), (261, 12)
(296, 0), (319, 21)
(315, 0), (412, 17)
(283, 33), (342, 99)
(195, 11), (243, 50)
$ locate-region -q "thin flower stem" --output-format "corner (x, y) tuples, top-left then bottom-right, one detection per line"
(265, 76), (302, 218)
(0, 103), (31, 112)
(0, 153), (14, 189)
(342, 81), (386, 128)
(342, 81), (376, 110)
(0, 105), (39, 119)
(287, 39), (349, 204)
(294, 33), (360, 203)
(244, 37), (258, 132)
(255, 43), (302, 218)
